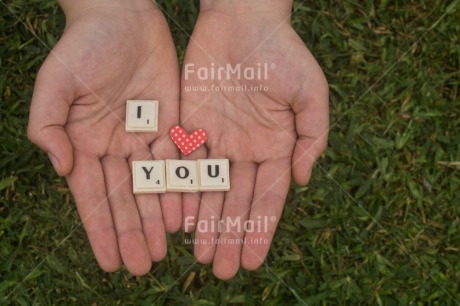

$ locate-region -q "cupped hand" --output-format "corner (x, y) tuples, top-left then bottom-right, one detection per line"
(180, 1), (329, 279)
(27, 0), (181, 275)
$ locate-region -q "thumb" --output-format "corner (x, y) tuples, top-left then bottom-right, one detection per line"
(291, 69), (329, 186)
(27, 53), (75, 176)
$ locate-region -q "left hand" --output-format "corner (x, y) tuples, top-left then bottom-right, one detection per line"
(180, 0), (329, 279)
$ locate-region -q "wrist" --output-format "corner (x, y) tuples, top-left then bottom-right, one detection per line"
(58, 0), (158, 20)
(200, 0), (293, 17)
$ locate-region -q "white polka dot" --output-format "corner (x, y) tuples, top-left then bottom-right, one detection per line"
(198, 136), (201, 139)
(175, 134), (177, 137)
(178, 138), (181, 141)
(194, 140), (197, 143)
(182, 142), (184, 145)
(186, 139), (189, 142)
(179, 130), (182, 133)
(201, 140), (204, 143)
(185, 147), (188, 149)
(190, 135), (194, 138)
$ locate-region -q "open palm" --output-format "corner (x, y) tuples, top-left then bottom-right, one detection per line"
(28, 1), (180, 275)
(180, 8), (329, 279)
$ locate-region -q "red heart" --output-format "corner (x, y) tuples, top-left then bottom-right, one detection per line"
(170, 126), (207, 156)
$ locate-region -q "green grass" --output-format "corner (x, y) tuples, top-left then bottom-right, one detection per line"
(1, 0), (460, 304)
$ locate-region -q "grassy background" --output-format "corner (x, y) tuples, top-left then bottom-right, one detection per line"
(1, 0), (459, 304)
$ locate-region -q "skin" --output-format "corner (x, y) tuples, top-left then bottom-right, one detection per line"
(27, 0), (181, 276)
(28, 0), (329, 280)
(180, 0), (329, 279)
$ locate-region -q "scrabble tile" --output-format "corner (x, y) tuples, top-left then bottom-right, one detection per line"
(125, 100), (158, 132)
(198, 159), (230, 191)
(132, 160), (166, 194)
(166, 160), (199, 192)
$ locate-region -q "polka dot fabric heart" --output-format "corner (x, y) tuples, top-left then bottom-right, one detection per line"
(170, 126), (207, 156)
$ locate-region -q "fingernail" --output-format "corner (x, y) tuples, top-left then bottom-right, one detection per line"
(48, 153), (61, 173)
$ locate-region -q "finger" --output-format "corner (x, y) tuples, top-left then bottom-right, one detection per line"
(241, 158), (291, 270)
(28, 54), (75, 176)
(212, 161), (257, 280)
(181, 143), (207, 233)
(129, 150), (167, 262)
(182, 193), (201, 233)
(190, 149), (220, 263)
(101, 155), (151, 276)
(66, 152), (121, 272)
(291, 64), (329, 185)
(193, 191), (224, 264)
(151, 134), (182, 233)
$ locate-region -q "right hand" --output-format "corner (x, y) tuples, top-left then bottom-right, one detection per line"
(27, 0), (181, 275)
